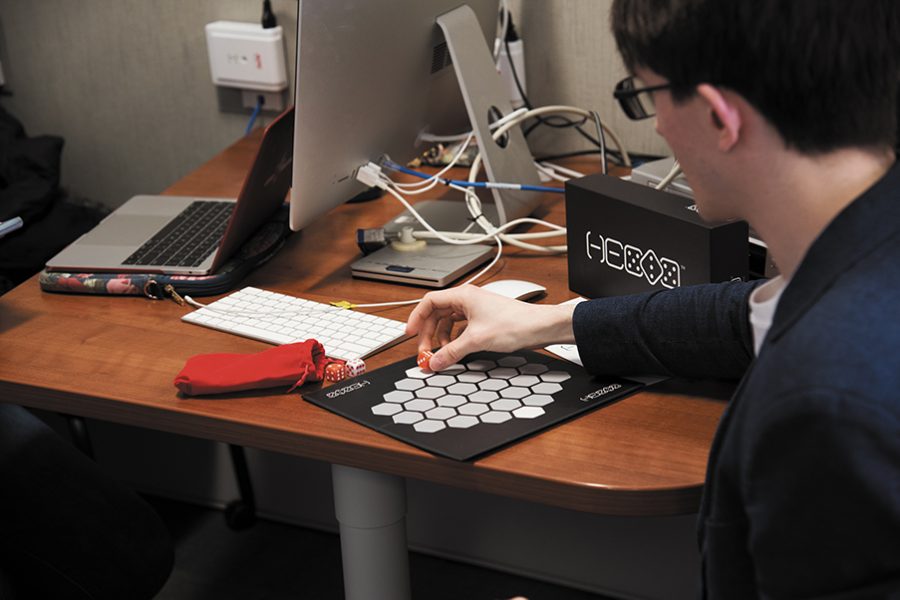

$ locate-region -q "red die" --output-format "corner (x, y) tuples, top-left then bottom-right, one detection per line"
(345, 358), (366, 377)
(324, 362), (348, 383)
(416, 350), (433, 371)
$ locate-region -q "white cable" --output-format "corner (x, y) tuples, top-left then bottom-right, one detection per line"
(413, 228), (563, 241)
(411, 105), (527, 168)
(380, 185), (564, 247)
(469, 105), (631, 184)
(392, 133), (474, 191)
(539, 160), (586, 180)
(654, 160), (682, 191)
(438, 104), (625, 254)
(376, 170), (568, 253)
(534, 162), (570, 183)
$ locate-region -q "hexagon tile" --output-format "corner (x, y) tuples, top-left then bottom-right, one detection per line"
(374, 358), (572, 434)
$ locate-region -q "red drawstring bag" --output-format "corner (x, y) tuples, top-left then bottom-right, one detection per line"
(174, 339), (328, 396)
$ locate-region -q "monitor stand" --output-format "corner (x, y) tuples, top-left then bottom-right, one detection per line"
(385, 3), (542, 235)
(362, 4), (542, 288)
(436, 4), (541, 225)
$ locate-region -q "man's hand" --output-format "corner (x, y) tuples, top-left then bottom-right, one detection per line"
(405, 285), (577, 371)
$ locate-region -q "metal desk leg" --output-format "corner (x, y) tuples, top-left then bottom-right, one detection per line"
(331, 464), (411, 600)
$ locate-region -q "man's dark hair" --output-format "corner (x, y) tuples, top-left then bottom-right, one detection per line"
(611, 0), (900, 154)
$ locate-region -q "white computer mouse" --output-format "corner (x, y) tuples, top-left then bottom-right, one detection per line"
(479, 279), (547, 302)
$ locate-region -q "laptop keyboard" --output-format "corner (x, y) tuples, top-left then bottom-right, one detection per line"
(181, 287), (409, 361)
(124, 200), (234, 267)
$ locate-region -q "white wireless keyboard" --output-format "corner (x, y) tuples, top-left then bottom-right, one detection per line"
(181, 287), (408, 361)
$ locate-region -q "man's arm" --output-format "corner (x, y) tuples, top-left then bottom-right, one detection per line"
(574, 280), (759, 379)
(407, 285), (577, 372)
(407, 280), (759, 377)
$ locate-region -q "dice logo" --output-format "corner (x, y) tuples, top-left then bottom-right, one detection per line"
(583, 230), (684, 290)
(624, 245), (642, 277)
(660, 257), (681, 289)
(605, 238), (624, 270)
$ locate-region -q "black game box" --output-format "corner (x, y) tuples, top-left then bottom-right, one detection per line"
(565, 174), (748, 298)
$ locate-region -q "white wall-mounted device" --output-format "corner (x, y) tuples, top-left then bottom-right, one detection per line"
(205, 21), (287, 93)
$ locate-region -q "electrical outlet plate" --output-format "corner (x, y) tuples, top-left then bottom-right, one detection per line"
(205, 21), (287, 92)
(241, 89), (285, 112)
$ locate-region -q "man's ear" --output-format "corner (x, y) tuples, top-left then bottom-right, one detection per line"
(697, 84), (741, 151)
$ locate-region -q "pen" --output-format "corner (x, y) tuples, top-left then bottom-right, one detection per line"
(0, 216), (23, 238)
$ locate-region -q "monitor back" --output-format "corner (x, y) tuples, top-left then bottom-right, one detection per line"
(290, 0), (499, 232)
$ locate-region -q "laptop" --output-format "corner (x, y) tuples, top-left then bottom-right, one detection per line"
(45, 107), (294, 276)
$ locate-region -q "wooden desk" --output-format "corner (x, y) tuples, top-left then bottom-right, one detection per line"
(0, 132), (725, 599)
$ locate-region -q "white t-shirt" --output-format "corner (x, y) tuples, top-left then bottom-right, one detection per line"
(749, 276), (787, 356)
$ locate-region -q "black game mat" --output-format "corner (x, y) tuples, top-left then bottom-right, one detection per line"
(302, 350), (643, 461)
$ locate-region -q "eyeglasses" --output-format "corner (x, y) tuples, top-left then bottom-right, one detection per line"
(613, 75), (674, 120)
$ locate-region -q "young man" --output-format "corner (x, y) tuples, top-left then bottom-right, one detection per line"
(407, 0), (900, 596)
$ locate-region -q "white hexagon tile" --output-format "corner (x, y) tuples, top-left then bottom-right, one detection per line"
(374, 359), (573, 434)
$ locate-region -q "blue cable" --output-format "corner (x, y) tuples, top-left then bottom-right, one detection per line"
(245, 96), (263, 136)
(383, 160), (564, 194)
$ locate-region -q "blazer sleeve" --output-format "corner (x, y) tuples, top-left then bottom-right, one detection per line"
(572, 280), (760, 379)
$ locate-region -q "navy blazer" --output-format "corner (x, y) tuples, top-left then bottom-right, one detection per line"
(573, 164), (900, 598)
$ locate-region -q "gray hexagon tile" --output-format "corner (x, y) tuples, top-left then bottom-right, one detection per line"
(469, 390), (499, 403)
(499, 387), (529, 399)
(497, 356), (527, 368)
(513, 406), (545, 419)
(491, 398), (522, 412)
(414, 387), (445, 400)
(518, 363), (549, 375)
(480, 411), (512, 424)
(509, 375), (541, 387)
(395, 378), (425, 391)
(414, 420), (446, 433)
(437, 394), (467, 408)
(522, 394), (554, 407)
(532, 382), (563, 395)
(393, 411), (424, 425)
(404, 398), (437, 412)
(458, 403), (489, 416)
(383, 390), (414, 403)
(441, 363), (466, 374)
(404, 367), (431, 380)
(447, 415), (479, 429)
(425, 406), (457, 421)
(487, 367), (518, 379)
(447, 382), (478, 395)
(477, 378), (508, 391)
(466, 359), (496, 371)
(372, 402), (403, 416)
(427, 375), (457, 388)
(456, 371), (487, 383)
(539, 371), (571, 383)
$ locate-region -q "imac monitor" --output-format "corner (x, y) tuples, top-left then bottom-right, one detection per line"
(289, 0), (541, 233)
